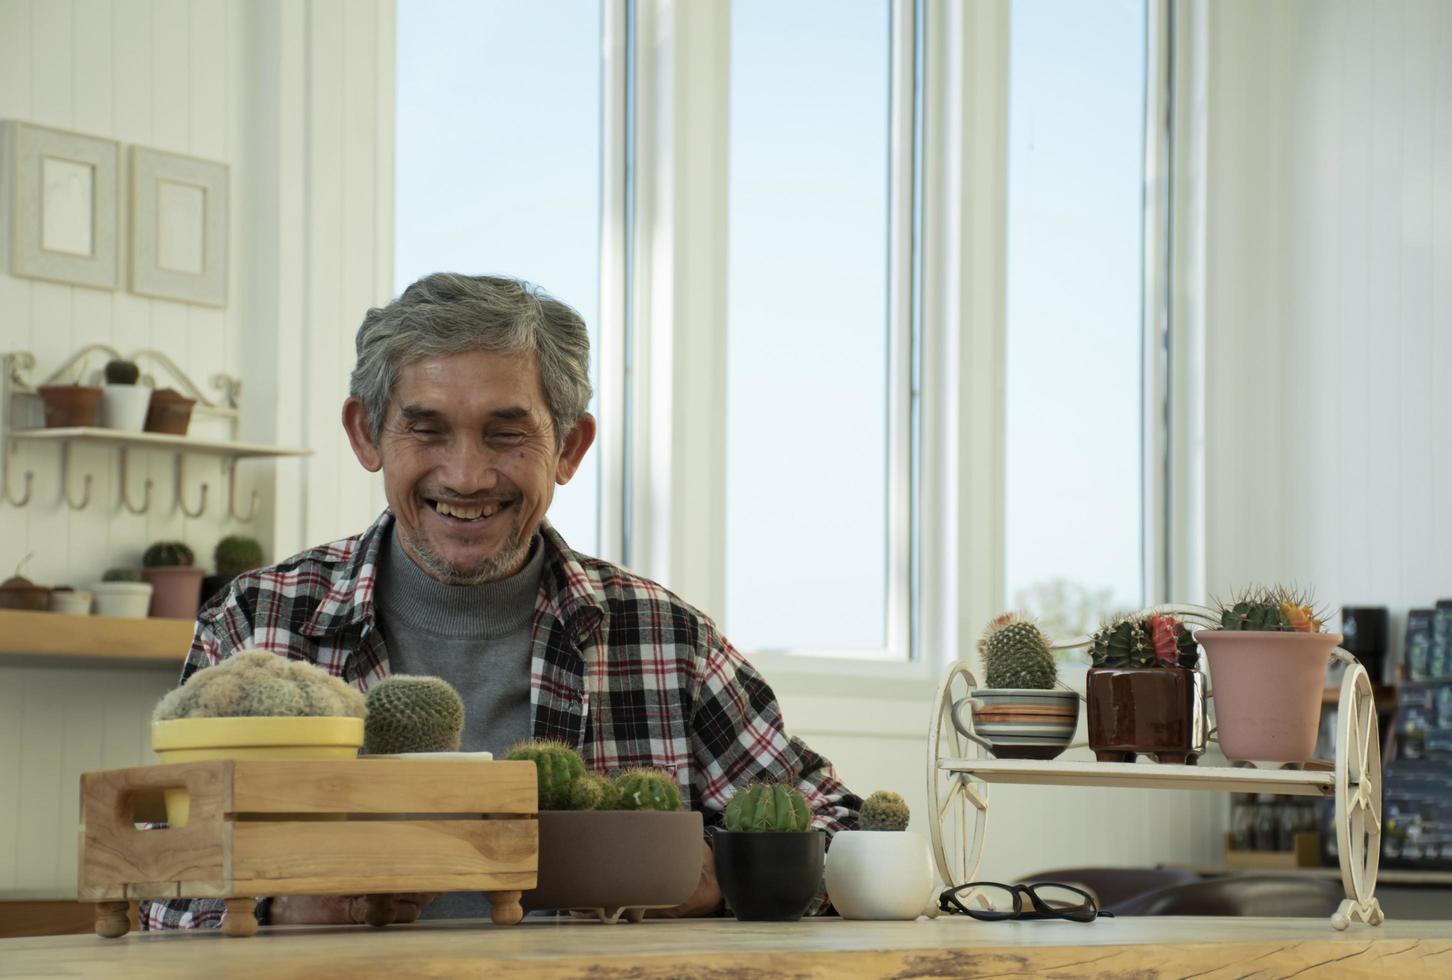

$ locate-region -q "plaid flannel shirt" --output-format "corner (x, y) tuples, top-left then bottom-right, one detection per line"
(141, 510), (860, 929)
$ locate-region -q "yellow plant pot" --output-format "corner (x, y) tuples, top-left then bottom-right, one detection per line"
(151, 717), (364, 826)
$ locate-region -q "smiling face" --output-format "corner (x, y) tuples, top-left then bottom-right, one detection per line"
(342, 348), (595, 585)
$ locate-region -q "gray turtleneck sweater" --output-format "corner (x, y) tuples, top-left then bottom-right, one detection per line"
(374, 527), (543, 921)
(374, 526), (541, 757)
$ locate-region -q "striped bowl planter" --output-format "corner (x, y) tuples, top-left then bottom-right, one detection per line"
(952, 688), (1080, 761)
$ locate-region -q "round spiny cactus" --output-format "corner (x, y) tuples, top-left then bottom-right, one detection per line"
(143, 541), (194, 567)
(214, 536), (265, 578)
(1217, 585), (1325, 634)
(723, 782), (813, 833)
(614, 768), (682, 812)
(506, 739), (586, 810)
(362, 675), (465, 755)
(1091, 614), (1199, 669)
(102, 567), (140, 583)
(104, 359), (139, 385)
(152, 650), (366, 722)
(568, 772), (623, 811)
(978, 613), (1057, 689)
(859, 790), (910, 831)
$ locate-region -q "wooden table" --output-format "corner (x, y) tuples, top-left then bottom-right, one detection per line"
(3, 916), (1450, 978)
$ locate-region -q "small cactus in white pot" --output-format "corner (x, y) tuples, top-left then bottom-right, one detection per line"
(824, 791), (934, 920)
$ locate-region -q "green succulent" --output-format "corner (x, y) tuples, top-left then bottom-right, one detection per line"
(859, 790), (910, 831)
(152, 650), (367, 721)
(723, 782), (813, 833)
(362, 675), (465, 754)
(978, 613), (1057, 689)
(214, 536), (265, 578)
(505, 739), (587, 810)
(102, 567), (140, 583)
(614, 768), (682, 812)
(1216, 585), (1325, 634)
(104, 359), (139, 385)
(143, 541), (194, 567)
(568, 772), (623, 811)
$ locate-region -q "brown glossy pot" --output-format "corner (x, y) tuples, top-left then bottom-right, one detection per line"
(1086, 667), (1206, 764)
(144, 388), (196, 435)
(521, 810), (704, 923)
(37, 384), (102, 428)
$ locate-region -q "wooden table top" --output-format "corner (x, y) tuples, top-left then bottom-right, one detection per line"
(3, 915), (1450, 979)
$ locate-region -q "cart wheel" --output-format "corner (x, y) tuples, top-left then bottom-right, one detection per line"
(927, 663), (989, 892)
(1333, 661), (1383, 928)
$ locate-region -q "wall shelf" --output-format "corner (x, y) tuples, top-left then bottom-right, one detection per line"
(0, 610), (191, 665)
(10, 427), (309, 459)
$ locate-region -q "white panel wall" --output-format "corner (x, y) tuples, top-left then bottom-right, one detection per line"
(1201, 0), (1452, 649)
(0, 0), (392, 896)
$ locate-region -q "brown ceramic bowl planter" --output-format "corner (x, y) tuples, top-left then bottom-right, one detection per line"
(144, 388), (196, 435)
(1086, 666), (1207, 764)
(38, 384), (103, 428)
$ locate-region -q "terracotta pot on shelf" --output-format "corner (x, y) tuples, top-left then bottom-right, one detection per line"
(1198, 631), (1341, 763)
(140, 565), (206, 619)
(37, 385), (102, 428)
(0, 576), (52, 611)
(144, 388), (196, 435)
(1086, 666), (1207, 764)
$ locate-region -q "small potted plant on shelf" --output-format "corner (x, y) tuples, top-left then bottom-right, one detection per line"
(141, 541), (205, 620)
(959, 614), (1079, 760)
(98, 359), (151, 432)
(1086, 613), (1206, 764)
(712, 782), (824, 922)
(144, 388), (196, 436)
(501, 740), (703, 923)
(90, 568), (152, 618)
(0, 554), (51, 611)
(37, 358), (102, 428)
(823, 790), (933, 920)
(151, 650), (368, 825)
(48, 585), (92, 616)
(204, 535), (265, 604)
(1197, 586), (1341, 764)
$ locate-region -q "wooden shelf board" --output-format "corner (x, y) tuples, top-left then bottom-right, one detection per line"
(0, 610), (191, 664)
(1322, 684), (1397, 711)
(11, 427), (309, 459)
(938, 758), (1336, 797)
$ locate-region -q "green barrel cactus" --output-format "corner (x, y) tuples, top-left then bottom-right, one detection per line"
(859, 790), (910, 831)
(568, 772), (623, 811)
(1091, 614), (1198, 669)
(1217, 586), (1324, 633)
(214, 535), (265, 578)
(614, 768), (682, 812)
(506, 739), (587, 810)
(102, 567), (140, 582)
(723, 782), (813, 832)
(143, 541), (194, 567)
(152, 650), (367, 721)
(978, 613), (1057, 689)
(104, 359), (139, 385)
(362, 675), (465, 754)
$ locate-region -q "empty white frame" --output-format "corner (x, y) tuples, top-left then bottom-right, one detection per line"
(7, 121), (119, 289)
(130, 147), (228, 307)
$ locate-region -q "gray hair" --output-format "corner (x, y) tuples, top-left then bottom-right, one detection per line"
(350, 273), (593, 445)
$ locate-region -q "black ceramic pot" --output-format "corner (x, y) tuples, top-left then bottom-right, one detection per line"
(712, 830), (824, 921)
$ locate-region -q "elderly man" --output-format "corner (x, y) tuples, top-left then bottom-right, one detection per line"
(141, 273), (860, 929)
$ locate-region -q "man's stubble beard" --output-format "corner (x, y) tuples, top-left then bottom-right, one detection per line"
(403, 511), (531, 585)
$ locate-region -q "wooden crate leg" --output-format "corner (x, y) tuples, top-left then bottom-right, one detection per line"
(95, 901), (131, 938)
(365, 894), (396, 928)
(487, 890), (524, 926)
(222, 898), (259, 937)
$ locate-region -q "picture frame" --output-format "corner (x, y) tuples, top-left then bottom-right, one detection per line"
(130, 146), (229, 307)
(6, 121), (119, 290)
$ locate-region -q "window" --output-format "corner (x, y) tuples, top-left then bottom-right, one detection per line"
(723, 0), (910, 657)
(1003, 0), (1151, 654)
(395, 0), (603, 555)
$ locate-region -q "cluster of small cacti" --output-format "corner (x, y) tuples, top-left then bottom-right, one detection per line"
(362, 675), (465, 754)
(102, 567), (140, 582)
(858, 790), (910, 832)
(722, 782), (813, 833)
(104, 359), (139, 385)
(504, 739), (682, 812)
(143, 541), (194, 567)
(152, 650), (367, 721)
(214, 535), (265, 578)
(1090, 614), (1198, 669)
(1217, 586), (1325, 633)
(978, 613), (1058, 689)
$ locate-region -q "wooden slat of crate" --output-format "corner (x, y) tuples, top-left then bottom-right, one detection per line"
(229, 819), (537, 895)
(229, 759), (535, 814)
(78, 763), (233, 901)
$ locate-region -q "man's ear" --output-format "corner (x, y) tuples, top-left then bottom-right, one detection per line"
(554, 413), (597, 485)
(342, 397), (383, 473)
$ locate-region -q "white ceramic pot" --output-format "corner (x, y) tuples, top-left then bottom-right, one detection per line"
(49, 590), (93, 615)
(90, 581), (153, 618)
(825, 830), (935, 920)
(99, 384), (153, 431)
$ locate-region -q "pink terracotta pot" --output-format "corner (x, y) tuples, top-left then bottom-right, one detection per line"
(1198, 630), (1342, 763)
(140, 566), (206, 620)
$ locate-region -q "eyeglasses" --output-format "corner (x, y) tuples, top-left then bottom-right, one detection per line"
(937, 881), (1112, 923)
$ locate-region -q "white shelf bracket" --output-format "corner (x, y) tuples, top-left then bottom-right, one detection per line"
(174, 454), (209, 518)
(59, 442), (92, 510)
(224, 459), (259, 523)
(117, 448), (154, 515)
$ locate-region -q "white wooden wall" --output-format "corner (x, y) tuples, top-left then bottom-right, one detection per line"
(0, 0), (392, 897)
(1201, 0), (1452, 647)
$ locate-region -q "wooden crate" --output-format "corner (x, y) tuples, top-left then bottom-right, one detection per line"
(79, 758), (538, 937)
(1223, 832), (1323, 870)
